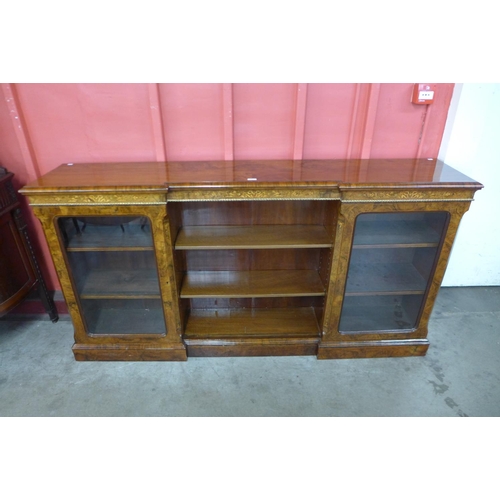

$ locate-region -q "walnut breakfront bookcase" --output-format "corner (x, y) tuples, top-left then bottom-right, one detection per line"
(20, 159), (482, 361)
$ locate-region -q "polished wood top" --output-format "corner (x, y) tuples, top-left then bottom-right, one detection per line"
(20, 159), (482, 194)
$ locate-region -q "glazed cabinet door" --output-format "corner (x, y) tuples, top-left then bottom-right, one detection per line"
(32, 203), (186, 361)
(57, 215), (165, 335)
(316, 199), (474, 358)
(338, 211), (449, 334)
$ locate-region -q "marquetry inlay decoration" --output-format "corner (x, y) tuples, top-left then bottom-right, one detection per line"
(342, 189), (476, 203)
(27, 193), (167, 206)
(167, 188), (341, 202)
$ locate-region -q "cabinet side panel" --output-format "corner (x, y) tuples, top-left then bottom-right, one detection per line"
(33, 208), (88, 341)
(166, 202), (188, 332)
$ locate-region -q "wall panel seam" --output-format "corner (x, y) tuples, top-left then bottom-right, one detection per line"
(148, 83), (167, 162)
(346, 83), (362, 160)
(415, 104), (431, 160)
(360, 83), (381, 159)
(222, 83), (234, 161)
(0, 84), (41, 181)
(293, 83), (308, 160)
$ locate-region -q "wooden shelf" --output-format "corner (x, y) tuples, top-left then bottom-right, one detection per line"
(344, 263), (427, 296)
(353, 220), (441, 248)
(184, 307), (320, 338)
(175, 225), (332, 249)
(180, 270), (326, 298)
(79, 269), (161, 299)
(81, 299), (166, 335)
(65, 223), (153, 252)
(339, 302), (416, 332)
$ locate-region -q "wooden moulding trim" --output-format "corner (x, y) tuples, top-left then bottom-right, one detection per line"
(166, 187), (341, 202)
(342, 198), (475, 203)
(28, 196), (475, 205)
(167, 197), (340, 202)
(319, 339), (429, 347)
(165, 182), (339, 189)
(72, 344), (188, 361)
(184, 338), (319, 347)
(340, 187), (479, 203)
(317, 339), (430, 359)
(340, 182), (483, 190)
(20, 187), (168, 193)
(186, 346), (318, 357)
(185, 338), (318, 358)
(28, 201), (167, 206)
(24, 192), (168, 206)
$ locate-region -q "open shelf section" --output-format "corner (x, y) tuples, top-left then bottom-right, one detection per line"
(185, 307), (320, 338)
(352, 219), (442, 248)
(180, 270), (326, 298)
(175, 225), (332, 249)
(62, 219), (153, 252)
(79, 269), (161, 299)
(344, 262), (427, 296)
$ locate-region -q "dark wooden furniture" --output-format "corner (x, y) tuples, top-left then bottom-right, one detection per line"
(20, 159), (482, 360)
(0, 166), (58, 322)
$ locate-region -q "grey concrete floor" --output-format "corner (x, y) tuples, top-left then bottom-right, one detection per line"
(0, 286), (499, 417)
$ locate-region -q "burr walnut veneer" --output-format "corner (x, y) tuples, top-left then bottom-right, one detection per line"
(20, 159), (482, 361)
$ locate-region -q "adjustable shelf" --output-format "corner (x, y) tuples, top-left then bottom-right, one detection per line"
(184, 307), (320, 338)
(175, 225), (332, 249)
(344, 262), (428, 296)
(62, 219), (153, 252)
(180, 270), (326, 298)
(78, 269), (161, 299)
(81, 298), (165, 335)
(339, 294), (421, 332)
(352, 220), (442, 248)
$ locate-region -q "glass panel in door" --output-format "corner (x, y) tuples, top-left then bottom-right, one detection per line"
(58, 216), (165, 334)
(339, 212), (449, 333)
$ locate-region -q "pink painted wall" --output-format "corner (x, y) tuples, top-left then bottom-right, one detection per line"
(0, 83), (455, 290)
